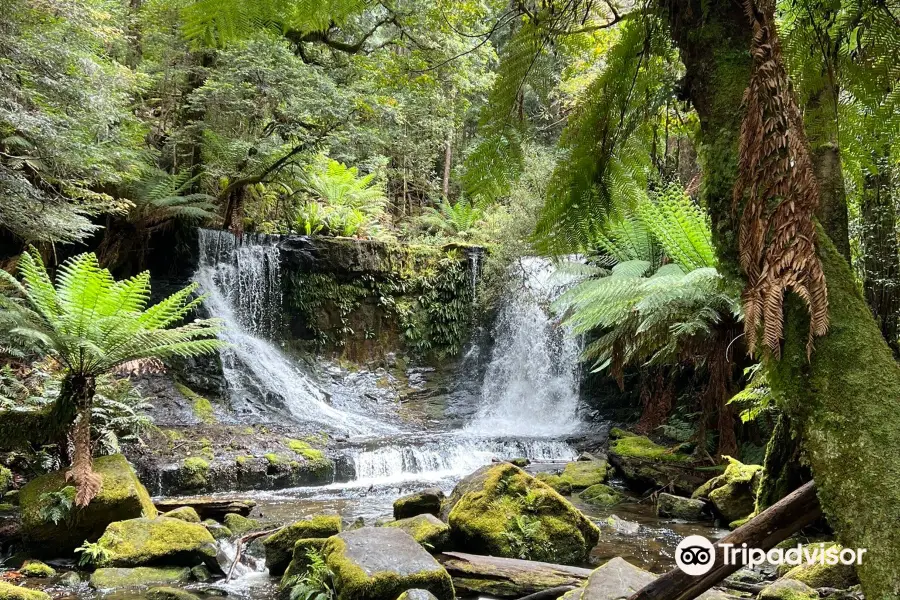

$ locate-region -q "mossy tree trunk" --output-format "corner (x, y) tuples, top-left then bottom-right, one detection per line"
(659, 2), (900, 597)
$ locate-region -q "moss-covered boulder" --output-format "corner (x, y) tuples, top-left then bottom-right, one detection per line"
(656, 493), (708, 521)
(397, 590), (439, 600)
(223, 513), (261, 535)
(161, 507), (201, 523)
(758, 579), (818, 600)
(561, 557), (731, 600)
(19, 561), (54, 578)
(444, 463), (600, 565)
(0, 466), (12, 495)
(534, 473), (572, 495)
(147, 586), (201, 600)
(95, 517), (220, 571)
(607, 436), (706, 496)
(264, 515), (342, 576)
(19, 454), (156, 555)
(384, 514), (451, 551)
(782, 543), (859, 589)
(90, 566), (192, 590)
(578, 484), (623, 509)
(202, 519), (232, 540)
(691, 458), (762, 522)
(320, 528), (454, 600)
(393, 488), (445, 520)
(559, 461), (608, 490)
(0, 581), (50, 600)
(281, 538), (331, 587)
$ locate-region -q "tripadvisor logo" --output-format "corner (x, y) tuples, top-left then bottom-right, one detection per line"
(675, 536), (867, 576)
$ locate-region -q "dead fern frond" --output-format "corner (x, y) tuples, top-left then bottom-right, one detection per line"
(113, 358), (166, 377)
(734, 0), (829, 358)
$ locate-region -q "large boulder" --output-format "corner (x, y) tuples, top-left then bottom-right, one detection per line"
(534, 473), (572, 495)
(444, 463), (600, 565)
(19, 454), (156, 555)
(384, 514), (451, 551)
(782, 543), (859, 589)
(656, 493), (709, 521)
(320, 528), (454, 600)
(691, 459), (762, 522)
(0, 582), (50, 600)
(607, 435), (707, 496)
(95, 517), (220, 571)
(559, 461), (608, 490)
(393, 488), (445, 520)
(264, 515), (342, 576)
(161, 507), (201, 523)
(561, 557), (732, 600)
(758, 579), (818, 600)
(90, 566), (193, 590)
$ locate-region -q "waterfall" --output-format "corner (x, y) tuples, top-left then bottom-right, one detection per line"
(465, 257), (582, 437)
(194, 229), (392, 436)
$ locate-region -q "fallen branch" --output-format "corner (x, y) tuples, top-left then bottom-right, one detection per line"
(516, 585), (576, 600)
(225, 526), (282, 583)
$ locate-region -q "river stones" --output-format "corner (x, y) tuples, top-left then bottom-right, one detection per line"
(656, 492), (708, 521)
(321, 528), (454, 600)
(153, 498), (255, 521)
(223, 513), (261, 535)
(19, 454), (156, 555)
(444, 463), (600, 565)
(161, 507), (201, 523)
(384, 514), (451, 551)
(578, 484), (622, 508)
(0, 581), (50, 600)
(559, 460), (608, 489)
(264, 515), (342, 576)
(393, 488), (445, 520)
(758, 579), (818, 600)
(560, 557), (733, 600)
(90, 566), (192, 590)
(691, 458), (762, 522)
(19, 561), (54, 578)
(397, 590), (439, 600)
(94, 517), (220, 572)
(147, 587), (202, 600)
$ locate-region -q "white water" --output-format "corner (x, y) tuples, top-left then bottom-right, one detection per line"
(194, 229), (393, 436)
(464, 257), (582, 437)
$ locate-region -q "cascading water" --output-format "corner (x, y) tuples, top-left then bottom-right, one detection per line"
(194, 229), (392, 436)
(464, 257), (582, 437)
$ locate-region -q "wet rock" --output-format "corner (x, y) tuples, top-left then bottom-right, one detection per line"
(320, 528), (453, 600)
(223, 513), (261, 536)
(281, 538), (330, 587)
(560, 461), (608, 490)
(607, 435), (706, 495)
(534, 472), (572, 495)
(561, 557), (732, 600)
(578, 484), (622, 508)
(90, 566), (192, 589)
(758, 579), (818, 600)
(161, 507), (201, 523)
(202, 519), (232, 540)
(58, 572), (82, 587)
(147, 586), (201, 600)
(393, 488), (445, 520)
(656, 493), (708, 521)
(603, 515), (640, 535)
(0, 581), (50, 600)
(444, 463), (600, 565)
(692, 458), (762, 522)
(509, 458), (530, 468)
(95, 517), (220, 572)
(782, 543), (859, 589)
(20, 561), (55, 578)
(154, 498), (255, 521)
(191, 565), (212, 583)
(397, 590), (439, 600)
(264, 515), (342, 576)
(385, 514), (451, 551)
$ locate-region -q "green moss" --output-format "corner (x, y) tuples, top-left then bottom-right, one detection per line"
(223, 513), (261, 536)
(202, 519), (232, 540)
(175, 383), (216, 424)
(534, 473), (572, 495)
(20, 561), (55, 578)
(691, 458), (761, 522)
(264, 515), (342, 576)
(264, 453), (283, 465)
(180, 457), (209, 490)
(161, 507), (201, 523)
(559, 461), (608, 490)
(89, 566), (192, 589)
(95, 517), (218, 568)
(235, 455), (254, 466)
(610, 436), (691, 462)
(146, 586), (201, 600)
(0, 581), (50, 600)
(285, 439), (325, 461)
(0, 466), (12, 495)
(280, 538), (330, 588)
(758, 579), (818, 600)
(384, 514), (451, 551)
(783, 542), (859, 589)
(578, 484), (622, 508)
(609, 427), (637, 439)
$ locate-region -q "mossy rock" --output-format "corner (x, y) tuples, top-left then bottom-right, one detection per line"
(782, 543), (859, 589)
(561, 557), (731, 600)
(20, 454), (156, 555)
(656, 493), (708, 521)
(758, 579), (818, 600)
(95, 517), (220, 571)
(147, 586), (201, 600)
(610, 436), (690, 462)
(19, 561), (54, 578)
(0, 581), (50, 600)
(384, 514), (451, 551)
(607, 436), (705, 496)
(445, 463), (600, 565)
(90, 566), (192, 590)
(534, 473), (572, 495)
(202, 519), (232, 540)
(609, 428), (637, 440)
(179, 458), (210, 491)
(223, 514), (261, 536)
(393, 488), (444, 520)
(559, 461), (608, 490)
(321, 528), (454, 600)
(280, 538), (330, 588)
(396, 590), (438, 600)
(691, 458), (762, 522)
(161, 507), (201, 523)
(0, 466), (12, 495)
(264, 515), (342, 576)
(578, 484), (623, 508)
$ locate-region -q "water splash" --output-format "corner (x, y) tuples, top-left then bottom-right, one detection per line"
(194, 229), (393, 436)
(465, 257), (582, 437)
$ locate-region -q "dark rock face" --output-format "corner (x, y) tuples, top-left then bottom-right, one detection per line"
(263, 515), (342, 576)
(393, 488), (445, 520)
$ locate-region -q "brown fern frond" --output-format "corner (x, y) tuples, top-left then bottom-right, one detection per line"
(66, 408), (102, 507)
(734, 0), (829, 358)
(113, 358), (166, 376)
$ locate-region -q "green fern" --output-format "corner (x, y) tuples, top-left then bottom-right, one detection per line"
(417, 197), (489, 239)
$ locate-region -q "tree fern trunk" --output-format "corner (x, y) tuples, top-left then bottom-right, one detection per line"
(660, 2), (900, 596)
(59, 374), (101, 506)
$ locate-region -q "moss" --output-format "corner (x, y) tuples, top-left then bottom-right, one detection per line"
(280, 538), (330, 588)
(609, 427), (636, 439)
(534, 473), (572, 495)
(89, 566), (192, 589)
(19, 454), (157, 555)
(202, 519), (232, 540)
(146, 586), (201, 600)
(384, 514), (451, 551)
(285, 439), (325, 461)
(264, 453), (283, 465)
(0, 581), (50, 600)
(610, 436), (691, 462)
(393, 489), (444, 519)
(180, 457), (209, 490)
(95, 517), (218, 568)
(264, 515), (342, 576)
(0, 466), (12, 495)
(20, 561), (55, 578)
(559, 461), (608, 490)
(235, 455), (254, 466)
(578, 484), (622, 508)
(223, 513), (261, 536)
(161, 507), (201, 523)
(0, 503), (17, 513)
(691, 458), (762, 522)
(175, 383), (216, 424)
(758, 579), (818, 600)
(782, 542), (859, 589)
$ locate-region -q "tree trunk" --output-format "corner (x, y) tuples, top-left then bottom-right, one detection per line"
(442, 133), (453, 200)
(755, 413), (809, 511)
(861, 159), (900, 355)
(659, 2), (900, 596)
(60, 374), (100, 506)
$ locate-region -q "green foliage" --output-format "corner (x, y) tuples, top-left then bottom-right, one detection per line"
(38, 486), (75, 526)
(75, 540), (112, 567)
(287, 549), (335, 600)
(416, 197), (489, 240)
(92, 378), (155, 455)
(728, 364), (774, 423)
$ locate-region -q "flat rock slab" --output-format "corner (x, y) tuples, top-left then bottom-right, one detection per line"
(323, 527), (454, 600)
(562, 557), (734, 600)
(153, 497), (256, 521)
(436, 551), (591, 597)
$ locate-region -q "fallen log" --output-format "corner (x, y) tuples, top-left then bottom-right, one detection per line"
(154, 497), (256, 521)
(225, 526), (282, 583)
(436, 551), (593, 598)
(628, 481), (821, 600)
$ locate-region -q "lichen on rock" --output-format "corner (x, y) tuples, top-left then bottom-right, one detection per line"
(559, 460), (608, 490)
(0, 581), (51, 600)
(384, 513), (451, 551)
(94, 516), (220, 571)
(578, 484), (623, 508)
